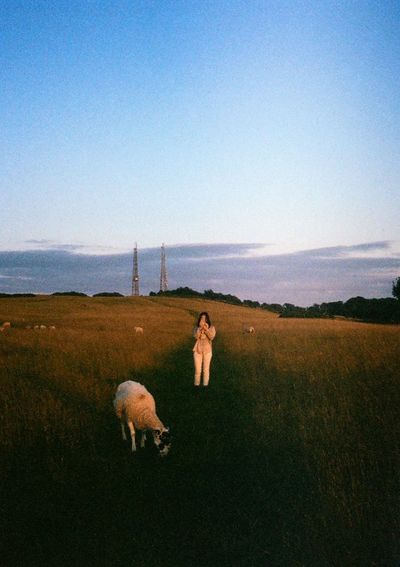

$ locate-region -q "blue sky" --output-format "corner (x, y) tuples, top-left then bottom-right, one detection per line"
(1, 1), (399, 303)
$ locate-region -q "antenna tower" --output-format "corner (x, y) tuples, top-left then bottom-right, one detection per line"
(131, 243), (139, 296)
(160, 243), (168, 292)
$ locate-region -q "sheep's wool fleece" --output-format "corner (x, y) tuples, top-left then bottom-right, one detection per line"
(114, 381), (163, 431)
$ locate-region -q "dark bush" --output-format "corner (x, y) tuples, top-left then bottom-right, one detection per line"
(52, 291), (88, 297)
(93, 292), (124, 297)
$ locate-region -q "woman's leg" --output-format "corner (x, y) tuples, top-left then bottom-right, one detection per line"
(202, 352), (213, 386)
(193, 351), (202, 386)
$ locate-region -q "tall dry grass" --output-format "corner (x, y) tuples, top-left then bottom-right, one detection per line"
(0, 296), (399, 566)
(0, 296), (194, 453)
(215, 315), (400, 564)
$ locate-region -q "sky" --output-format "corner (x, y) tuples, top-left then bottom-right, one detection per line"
(1, 1), (399, 304)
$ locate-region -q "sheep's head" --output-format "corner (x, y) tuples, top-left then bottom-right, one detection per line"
(153, 427), (171, 457)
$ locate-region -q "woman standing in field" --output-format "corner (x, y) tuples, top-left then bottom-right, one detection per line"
(193, 312), (216, 387)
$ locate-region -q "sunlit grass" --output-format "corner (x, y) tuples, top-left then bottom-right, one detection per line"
(0, 296), (399, 566)
(217, 317), (399, 564)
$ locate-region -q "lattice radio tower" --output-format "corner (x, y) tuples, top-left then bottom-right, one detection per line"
(160, 243), (168, 292)
(131, 243), (140, 296)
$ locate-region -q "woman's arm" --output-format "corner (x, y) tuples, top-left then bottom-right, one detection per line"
(204, 326), (216, 340)
(193, 326), (202, 339)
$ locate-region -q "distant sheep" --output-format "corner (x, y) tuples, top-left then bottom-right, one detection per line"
(113, 380), (171, 457)
(49, 326), (56, 330)
(2, 322), (11, 329)
(244, 326), (255, 334)
(134, 326), (144, 334)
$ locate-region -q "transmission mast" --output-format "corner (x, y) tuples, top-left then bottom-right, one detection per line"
(131, 243), (139, 296)
(160, 243), (168, 292)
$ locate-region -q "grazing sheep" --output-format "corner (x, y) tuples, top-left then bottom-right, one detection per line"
(39, 325), (47, 330)
(2, 322), (11, 329)
(113, 381), (171, 457)
(134, 326), (144, 334)
(244, 326), (255, 334)
(49, 326), (56, 330)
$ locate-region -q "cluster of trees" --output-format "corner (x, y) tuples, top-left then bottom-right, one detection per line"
(273, 277), (400, 323)
(151, 286), (244, 306)
(393, 277), (400, 301)
(279, 297), (400, 323)
(151, 278), (400, 324)
(92, 292), (124, 297)
(52, 291), (88, 297)
(151, 287), (287, 314)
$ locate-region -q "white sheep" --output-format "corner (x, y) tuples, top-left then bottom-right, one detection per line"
(244, 326), (255, 334)
(134, 326), (144, 334)
(49, 326), (56, 330)
(113, 380), (171, 457)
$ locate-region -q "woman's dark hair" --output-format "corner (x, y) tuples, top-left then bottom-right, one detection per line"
(197, 312), (211, 327)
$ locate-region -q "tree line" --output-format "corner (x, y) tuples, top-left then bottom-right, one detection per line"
(151, 277), (400, 324)
(1, 278), (399, 323)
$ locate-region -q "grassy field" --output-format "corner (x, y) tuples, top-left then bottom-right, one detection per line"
(0, 296), (399, 566)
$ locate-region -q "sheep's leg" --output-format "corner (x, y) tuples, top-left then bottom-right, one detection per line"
(127, 421), (137, 452)
(120, 421), (127, 441)
(140, 431), (147, 449)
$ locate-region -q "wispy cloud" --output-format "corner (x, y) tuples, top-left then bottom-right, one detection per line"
(294, 241), (393, 258)
(0, 242), (398, 305)
(22, 240), (126, 255)
(153, 243), (267, 260)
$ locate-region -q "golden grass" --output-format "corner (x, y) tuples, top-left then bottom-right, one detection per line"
(0, 296), (399, 564)
(215, 314), (399, 556)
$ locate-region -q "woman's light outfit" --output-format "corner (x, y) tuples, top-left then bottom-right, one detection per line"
(193, 325), (216, 386)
